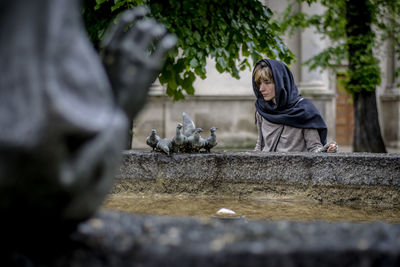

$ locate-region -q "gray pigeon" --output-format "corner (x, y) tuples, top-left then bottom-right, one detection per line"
(182, 112), (195, 137)
(156, 138), (173, 155)
(204, 126), (218, 153)
(171, 123), (187, 152)
(146, 129), (160, 150)
(187, 128), (205, 152)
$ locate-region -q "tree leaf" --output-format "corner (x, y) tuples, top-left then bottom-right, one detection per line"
(189, 57), (199, 68)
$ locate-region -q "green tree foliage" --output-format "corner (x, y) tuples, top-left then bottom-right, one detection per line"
(279, 0), (400, 152)
(82, 0), (294, 100)
(279, 0), (400, 94)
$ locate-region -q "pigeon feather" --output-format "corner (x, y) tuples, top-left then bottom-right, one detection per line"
(156, 138), (173, 155)
(182, 112), (195, 137)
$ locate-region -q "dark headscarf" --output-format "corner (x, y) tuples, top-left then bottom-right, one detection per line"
(252, 59), (327, 145)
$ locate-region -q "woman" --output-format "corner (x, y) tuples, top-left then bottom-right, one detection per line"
(252, 59), (337, 152)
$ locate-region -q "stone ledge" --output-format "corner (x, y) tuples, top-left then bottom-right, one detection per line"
(147, 94), (257, 101)
(381, 89), (400, 101)
(10, 211), (399, 267)
(114, 150), (400, 206)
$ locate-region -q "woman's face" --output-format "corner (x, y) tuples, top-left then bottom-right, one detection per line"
(259, 80), (276, 103)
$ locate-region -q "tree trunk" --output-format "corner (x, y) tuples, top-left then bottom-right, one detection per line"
(127, 120), (134, 149)
(345, 0), (387, 153)
(353, 91), (386, 152)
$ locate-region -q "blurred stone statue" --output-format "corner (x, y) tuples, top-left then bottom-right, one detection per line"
(0, 0), (176, 238)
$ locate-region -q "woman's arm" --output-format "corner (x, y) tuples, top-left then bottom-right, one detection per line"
(304, 129), (324, 152)
(254, 112), (264, 151)
(304, 129), (338, 153)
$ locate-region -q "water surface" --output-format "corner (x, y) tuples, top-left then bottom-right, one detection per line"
(102, 194), (400, 223)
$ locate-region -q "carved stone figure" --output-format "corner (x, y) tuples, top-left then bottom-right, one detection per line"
(205, 127), (218, 153)
(188, 128), (206, 152)
(156, 138), (173, 155)
(182, 112), (196, 137)
(146, 129), (161, 150)
(146, 112), (218, 154)
(172, 123), (188, 152)
(0, 0), (176, 236)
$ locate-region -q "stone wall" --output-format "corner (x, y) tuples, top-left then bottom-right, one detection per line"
(381, 42), (400, 148)
(132, 94), (258, 149)
(132, 91), (335, 150)
(113, 150), (400, 207)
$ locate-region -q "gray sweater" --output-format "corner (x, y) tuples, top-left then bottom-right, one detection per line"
(255, 112), (324, 152)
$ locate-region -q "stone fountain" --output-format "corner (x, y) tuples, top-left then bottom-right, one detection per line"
(1, 1), (399, 266)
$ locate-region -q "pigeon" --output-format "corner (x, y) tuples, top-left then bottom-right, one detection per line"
(204, 126), (218, 153)
(182, 112), (195, 137)
(187, 128), (206, 152)
(171, 123), (187, 152)
(146, 129), (160, 150)
(156, 138), (173, 155)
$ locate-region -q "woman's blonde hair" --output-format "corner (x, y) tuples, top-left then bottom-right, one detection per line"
(253, 61), (273, 88)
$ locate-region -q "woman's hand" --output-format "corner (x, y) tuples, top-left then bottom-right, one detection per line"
(317, 141), (338, 153)
(327, 142), (338, 153)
